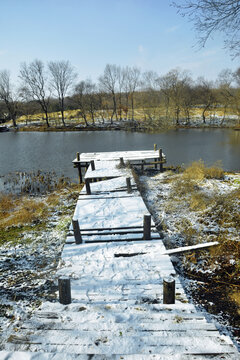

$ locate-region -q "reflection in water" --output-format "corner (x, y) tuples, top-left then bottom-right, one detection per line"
(228, 130), (240, 146)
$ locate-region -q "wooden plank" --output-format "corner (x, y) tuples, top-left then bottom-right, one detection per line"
(69, 224), (156, 231)
(7, 338), (236, 355)
(68, 228), (159, 236)
(0, 352), (236, 360)
(163, 242), (219, 256)
(21, 321), (218, 332)
(0, 351), (237, 360)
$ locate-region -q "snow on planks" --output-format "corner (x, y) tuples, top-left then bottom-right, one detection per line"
(1, 155), (239, 360)
(73, 150), (165, 162)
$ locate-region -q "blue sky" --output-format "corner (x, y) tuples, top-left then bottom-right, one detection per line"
(0, 0), (239, 84)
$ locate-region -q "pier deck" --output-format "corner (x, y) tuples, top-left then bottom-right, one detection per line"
(1, 151), (238, 359)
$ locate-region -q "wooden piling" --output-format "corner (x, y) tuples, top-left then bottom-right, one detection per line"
(126, 177), (132, 193)
(154, 144), (158, 170)
(163, 277), (175, 304)
(76, 152), (83, 184)
(72, 218), (82, 244)
(58, 277), (71, 305)
(143, 214), (151, 240)
(85, 179), (91, 195)
(119, 157), (125, 167)
(159, 148), (163, 172)
(90, 160), (95, 171)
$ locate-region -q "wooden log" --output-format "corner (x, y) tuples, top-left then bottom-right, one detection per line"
(126, 177), (132, 193)
(85, 179), (91, 195)
(163, 277), (175, 304)
(159, 148), (163, 172)
(143, 214), (151, 240)
(72, 219), (82, 244)
(119, 157), (125, 167)
(58, 277), (71, 305)
(90, 160), (95, 171)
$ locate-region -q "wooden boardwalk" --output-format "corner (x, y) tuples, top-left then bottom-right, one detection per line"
(1, 152), (239, 359)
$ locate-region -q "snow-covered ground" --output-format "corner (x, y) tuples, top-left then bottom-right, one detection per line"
(138, 170), (240, 350)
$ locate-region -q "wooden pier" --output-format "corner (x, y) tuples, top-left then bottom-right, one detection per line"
(1, 150), (239, 359)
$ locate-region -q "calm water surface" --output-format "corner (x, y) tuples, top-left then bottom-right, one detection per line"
(0, 129), (239, 184)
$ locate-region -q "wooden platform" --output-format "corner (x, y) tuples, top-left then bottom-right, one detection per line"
(73, 150), (165, 163)
(1, 153), (238, 359)
(73, 149), (166, 183)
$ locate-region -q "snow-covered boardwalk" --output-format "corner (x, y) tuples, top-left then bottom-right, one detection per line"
(1, 154), (239, 359)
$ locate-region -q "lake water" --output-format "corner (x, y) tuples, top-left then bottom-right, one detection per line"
(0, 129), (239, 186)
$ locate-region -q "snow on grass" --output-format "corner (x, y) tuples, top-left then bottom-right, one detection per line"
(0, 186), (81, 349)
(138, 166), (240, 349)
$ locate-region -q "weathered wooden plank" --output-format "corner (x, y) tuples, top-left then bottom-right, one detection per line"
(0, 352), (237, 360)
(163, 242), (219, 256)
(21, 321), (218, 332)
(7, 339), (236, 355)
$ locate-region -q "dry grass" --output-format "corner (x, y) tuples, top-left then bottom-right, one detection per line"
(207, 187), (240, 230)
(0, 194), (15, 213)
(183, 160), (224, 182)
(170, 161), (225, 210)
(0, 197), (48, 229)
(175, 218), (198, 245)
(189, 192), (211, 212)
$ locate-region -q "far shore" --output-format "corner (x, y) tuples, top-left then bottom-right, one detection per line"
(2, 119), (240, 133)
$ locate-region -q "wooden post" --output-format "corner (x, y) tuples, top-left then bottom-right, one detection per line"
(72, 218), (82, 244)
(163, 277), (175, 304)
(76, 152), (82, 184)
(154, 144), (157, 151)
(141, 160), (144, 171)
(159, 148), (163, 172)
(143, 214), (151, 240)
(119, 157), (125, 167)
(126, 177), (132, 193)
(85, 179), (91, 195)
(90, 160), (95, 171)
(58, 277), (71, 305)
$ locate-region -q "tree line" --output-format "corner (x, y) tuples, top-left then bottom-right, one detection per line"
(0, 59), (240, 128)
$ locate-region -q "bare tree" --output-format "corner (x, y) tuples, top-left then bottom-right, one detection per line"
(48, 60), (75, 126)
(73, 79), (98, 126)
(157, 69), (192, 125)
(216, 69), (234, 124)
(19, 59), (50, 127)
(99, 64), (119, 123)
(0, 70), (18, 127)
(124, 66), (141, 121)
(194, 77), (216, 123)
(117, 66), (125, 120)
(172, 0), (240, 57)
